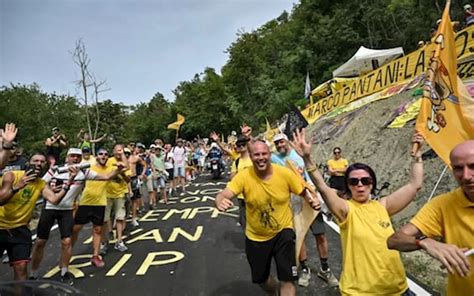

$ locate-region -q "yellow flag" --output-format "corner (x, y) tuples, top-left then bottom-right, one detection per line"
(265, 118), (276, 142)
(416, 1), (474, 166)
(167, 113), (185, 130)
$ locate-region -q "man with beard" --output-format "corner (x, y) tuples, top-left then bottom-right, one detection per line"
(30, 148), (125, 284)
(271, 133), (338, 288)
(0, 152), (75, 280)
(215, 140), (320, 296)
(71, 148), (116, 268)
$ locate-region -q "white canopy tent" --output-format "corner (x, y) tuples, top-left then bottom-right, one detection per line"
(332, 46), (404, 78)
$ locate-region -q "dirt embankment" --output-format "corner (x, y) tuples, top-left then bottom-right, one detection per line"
(307, 90), (459, 295)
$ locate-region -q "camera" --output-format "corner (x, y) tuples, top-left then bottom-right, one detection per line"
(24, 164), (38, 177)
(52, 162), (91, 174)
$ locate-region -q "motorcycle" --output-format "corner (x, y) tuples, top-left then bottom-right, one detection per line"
(209, 157), (222, 179)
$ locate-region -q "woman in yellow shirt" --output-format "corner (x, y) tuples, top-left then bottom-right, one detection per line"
(292, 129), (424, 296)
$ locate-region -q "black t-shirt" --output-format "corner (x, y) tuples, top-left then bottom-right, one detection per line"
(0, 156), (28, 176)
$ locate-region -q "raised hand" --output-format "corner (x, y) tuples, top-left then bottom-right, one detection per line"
(1, 123), (18, 144)
(290, 128), (312, 158)
(240, 123), (252, 137)
(411, 131), (424, 156)
(209, 131), (219, 142)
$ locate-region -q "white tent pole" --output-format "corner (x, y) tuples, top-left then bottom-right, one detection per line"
(428, 165), (449, 202)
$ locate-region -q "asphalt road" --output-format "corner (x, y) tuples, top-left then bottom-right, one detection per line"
(0, 173), (343, 296)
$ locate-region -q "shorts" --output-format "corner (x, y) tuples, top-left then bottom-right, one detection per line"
(310, 212), (326, 235)
(0, 226), (32, 266)
(74, 206), (106, 226)
(174, 166), (185, 178)
(130, 177), (141, 200)
(166, 168), (174, 180)
(105, 197), (126, 221)
(329, 176), (346, 192)
(37, 209), (74, 240)
(145, 176), (154, 192)
(245, 229), (298, 284)
(153, 176), (166, 189)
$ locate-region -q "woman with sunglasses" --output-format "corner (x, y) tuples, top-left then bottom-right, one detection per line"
(291, 128), (424, 296)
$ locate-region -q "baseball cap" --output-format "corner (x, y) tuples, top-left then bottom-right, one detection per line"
(52, 127), (60, 132)
(236, 135), (249, 145)
(124, 147), (132, 154)
(81, 146), (91, 153)
(273, 133), (288, 143)
(136, 143), (146, 149)
(465, 4), (472, 10)
(67, 148), (82, 156)
(150, 144), (157, 149)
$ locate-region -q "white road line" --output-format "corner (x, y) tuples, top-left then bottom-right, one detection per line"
(322, 215), (432, 296)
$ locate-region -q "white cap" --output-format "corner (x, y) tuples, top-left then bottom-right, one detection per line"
(465, 4), (472, 10)
(150, 144), (157, 149)
(273, 133), (288, 143)
(67, 148), (82, 156)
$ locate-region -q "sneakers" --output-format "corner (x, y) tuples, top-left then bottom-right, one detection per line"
(131, 219), (140, 227)
(60, 272), (74, 286)
(317, 268), (339, 287)
(298, 267), (311, 287)
(100, 242), (108, 255)
(114, 241), (128, 252)
(91, 255), (105, 268)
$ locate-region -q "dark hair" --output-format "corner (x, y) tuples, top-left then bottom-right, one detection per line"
(333, 147), (342, 153)
(30, 151), (46, 159)
(344, 163), (377, 196)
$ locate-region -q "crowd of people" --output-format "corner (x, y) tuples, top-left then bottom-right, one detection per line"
(0, 123), (232, 285)
(0, 121), (472, 296)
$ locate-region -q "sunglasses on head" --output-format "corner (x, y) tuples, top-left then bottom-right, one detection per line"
(348, 177), (373, 186)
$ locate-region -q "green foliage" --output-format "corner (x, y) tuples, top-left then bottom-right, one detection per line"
(2, 0), (466, 145)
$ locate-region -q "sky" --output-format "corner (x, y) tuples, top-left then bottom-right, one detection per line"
(0, 0), (295, 105)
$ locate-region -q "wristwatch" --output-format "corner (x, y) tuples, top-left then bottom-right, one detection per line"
(415, 235), (427, 248)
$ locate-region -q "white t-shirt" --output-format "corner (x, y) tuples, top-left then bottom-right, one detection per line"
(172, 146), (186, 167)
(42, 168), (98, 210)
(164, 151), (174, 169)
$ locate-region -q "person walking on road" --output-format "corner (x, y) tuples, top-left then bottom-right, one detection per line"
(215, 140), (320, 296)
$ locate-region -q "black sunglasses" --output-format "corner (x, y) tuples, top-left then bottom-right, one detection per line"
(236, 143), (246, 147)
(98, 152), (108, 156)
(348, 177), (373, 186)
(334, 151), (341, 154)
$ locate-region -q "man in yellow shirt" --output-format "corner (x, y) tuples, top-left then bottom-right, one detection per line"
(388, 140), (474, 296)
(72, 148), (115, 268)
(0, 152), (77, 280)
(327, 147), (349, 193)
(215, 141), (319, 296)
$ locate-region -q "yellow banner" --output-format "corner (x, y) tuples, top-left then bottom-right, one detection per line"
(416, 3), (474, 166)
(167, 113), (185, 130)
(302, 25), (474, 124)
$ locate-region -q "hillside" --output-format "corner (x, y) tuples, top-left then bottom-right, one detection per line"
(306, 89), (459, 295)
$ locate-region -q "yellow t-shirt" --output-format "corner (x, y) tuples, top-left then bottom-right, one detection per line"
(82, 157), (96, 167)
(231, 156), (253, 200)
(0, 171), (46, 229)
(327, 158), (349, 176)
(227, 165), (304, 242)
(106, 158), (130, 198)
(80, 163), (114, 206)
(411, 188), (474, 296)
(228, 149), (240, 161)
(338, 200), (408, 295)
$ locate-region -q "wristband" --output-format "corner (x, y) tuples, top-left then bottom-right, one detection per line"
(62, 184), (71, 192)
(415, 235), (427, 248)
(11, 186), (20, 195)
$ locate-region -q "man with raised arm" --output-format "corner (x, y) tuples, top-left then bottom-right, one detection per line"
(388, 140), (474, 296)
(215, 140), (319, 296)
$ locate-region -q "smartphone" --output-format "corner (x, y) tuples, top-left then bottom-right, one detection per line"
(24, 164), (38, 177)
(284, 105), (309, 140)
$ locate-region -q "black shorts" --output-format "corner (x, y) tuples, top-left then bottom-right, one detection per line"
(37, 209), (73, 240)
(310, 212), (326, 235)
(329, 176), (346, 192)
(166, 169), (174, 180)
(0, 226), (32, 265)
(130, 177), (141, 200)
(245, 228), (298, 284)
(74, 206), (106, 226)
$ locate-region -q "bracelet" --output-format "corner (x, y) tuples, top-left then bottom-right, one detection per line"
(415, 235), (427, 248)
(306, 166), (318, 173)
(11, 186), (20, 195)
